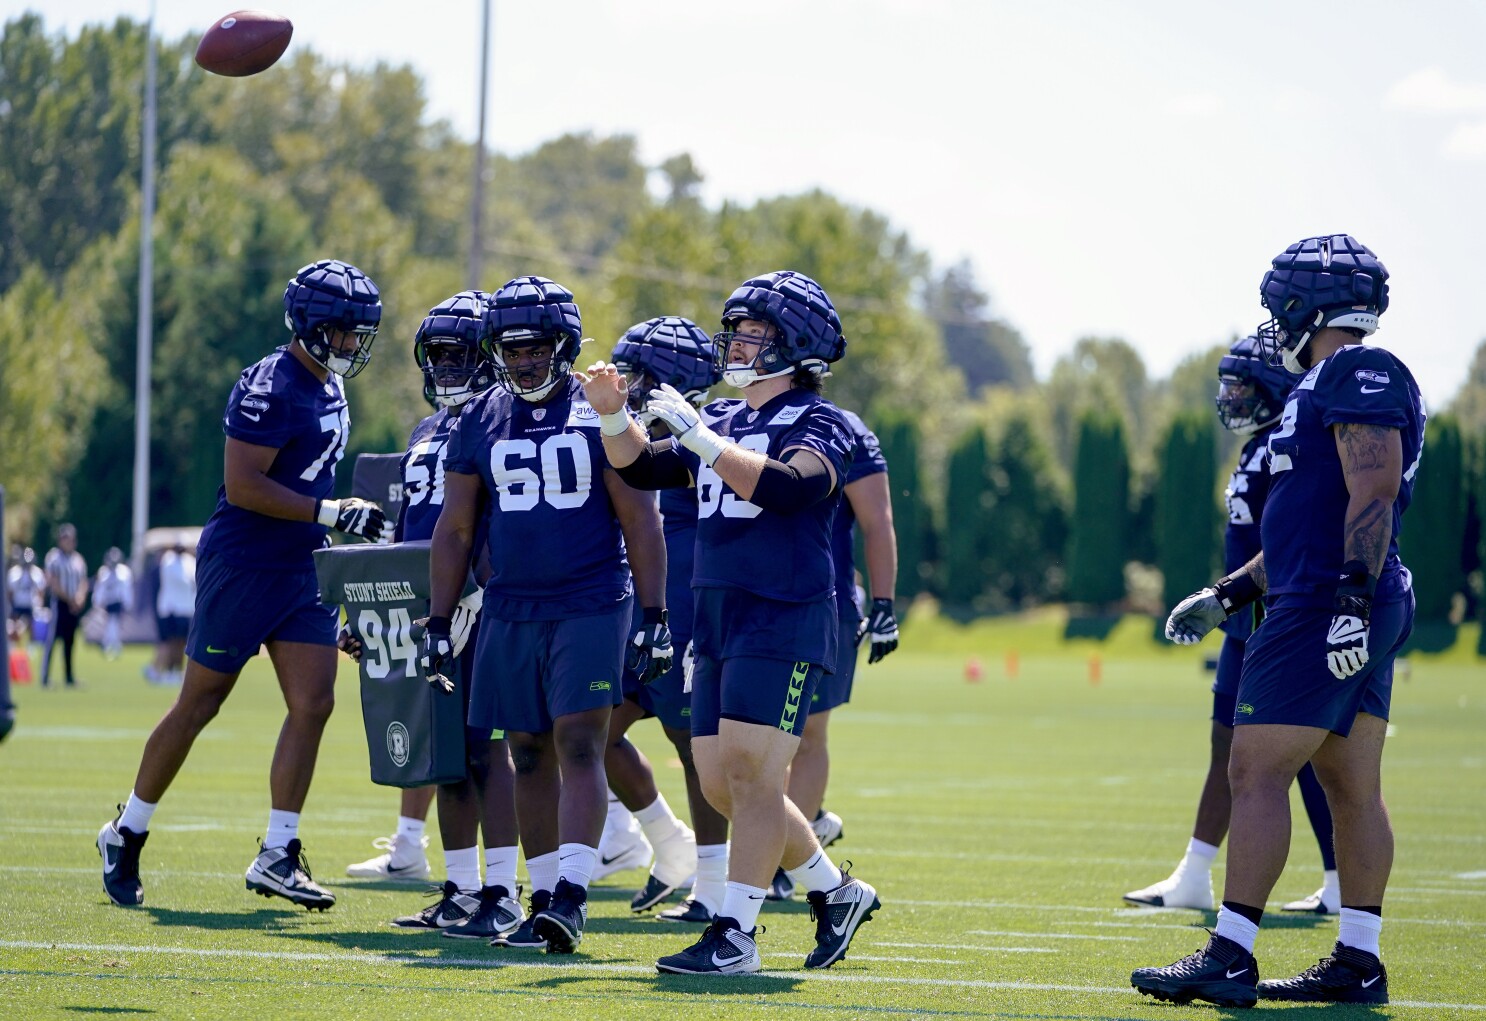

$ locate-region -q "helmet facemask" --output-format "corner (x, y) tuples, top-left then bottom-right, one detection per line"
(294, 320), (378, 378)
(417, 336), (494, 408)
(491, 329), (567, 402)
(1215, 374), (1272, 434)
(713, 319), (792, 389)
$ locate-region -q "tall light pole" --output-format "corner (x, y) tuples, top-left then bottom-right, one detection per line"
(467, 0), (491, 288)
(130, 0), (158, 569)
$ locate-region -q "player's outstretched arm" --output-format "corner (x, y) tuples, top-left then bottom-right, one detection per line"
(224, 436), (387, 541)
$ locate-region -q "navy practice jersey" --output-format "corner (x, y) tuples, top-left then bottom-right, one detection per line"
(396, 408), (453, 543)
(198, 346), (349, 570)
(660, 484), (699, 636)
(830, 409), (888, 621)
(444, 378), (630, 620)
(1261, 346), (1426, 605)
(1219, 432), (1274, 640)
(681, 390), (853, 604)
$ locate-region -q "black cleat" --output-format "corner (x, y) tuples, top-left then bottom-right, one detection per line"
(1131, 933), (1258, 1008)
(803, 864), (880, 969)
(491, 889), (550, 950)
(390, 880), (481, 929)
(765, 867), (796, 902)
(655, 916), (762, 975)
(97, 812), (148, 907)
(657, 897), (715, 924)
(244, 839), (336, 911)
(631, 873), (681, 913)
(531, 879), (588, 954)
(1258, 941), (1388, 1004)
(443, 884), (525, 940)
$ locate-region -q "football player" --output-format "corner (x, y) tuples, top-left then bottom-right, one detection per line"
(342, 292), (526, 940)
(597, 318), (723, 920)
(582, 270), (881, 975)
(423, 276), (669, 954)
(1124, 336), (1339, 914)
(97, 259), (390, 910)
(93, 547), (135, 660)
(1135, 235), (1421, 1007)
(770, 405), (899, 901)
(6, 546), (46, 646)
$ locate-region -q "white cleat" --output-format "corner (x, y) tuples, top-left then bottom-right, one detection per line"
(1281, 885), (1340, 915)
(1123, 868), (1214, 911)
(345, 834), (431, 882)
(811, 809), (844, 848)
(595, 817), (652, 881)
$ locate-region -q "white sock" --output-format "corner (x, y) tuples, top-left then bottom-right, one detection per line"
(396, 815), (426, 843)
(557, 842), (598, 890)
(1322, 869), (1341, 906)
(483, 845), (519, 895)
(264, 809), (299, 851)
(634, 793), (683, 846)
(786, 849), (843, 894)
(720, 881), (767, 931)
(525, 850), (559, 895)
(604, 792), (631, 834)
(1183, 837), (1220, 870)
(445, 846), (480, 893)
(1338, 908), (1382, 957)
(118, 791), (157, 834)
(691, 843), (729, 913)
(1213, 906), (1260, 953)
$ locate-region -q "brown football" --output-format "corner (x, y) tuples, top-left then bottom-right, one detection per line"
(195, 10), (293, 77)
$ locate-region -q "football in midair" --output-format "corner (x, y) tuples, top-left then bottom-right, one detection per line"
(194, 10), (293, 77)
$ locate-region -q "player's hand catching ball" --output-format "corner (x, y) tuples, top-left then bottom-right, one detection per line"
(628, 607), (673, 684)
(856, 597), (900, 664)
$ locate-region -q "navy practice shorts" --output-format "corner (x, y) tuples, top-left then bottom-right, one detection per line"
(812, 611), (861, 714)
(1236, 592), (1414, 737)
(186, 553), (337, 673)
(622, 626), (693, 732)
(690, 654), (823, 739)
(468, 597), (631, 735)
(690, 586), (838, 673)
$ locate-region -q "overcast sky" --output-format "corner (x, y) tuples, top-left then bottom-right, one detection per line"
(11, 0), (1486, 406)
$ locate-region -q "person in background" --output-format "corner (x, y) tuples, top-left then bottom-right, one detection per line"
(7, 546), (47, 646)
(149, 544), (197, 686)
(41, 523), (88, 688)
(93, 548), (135, 660)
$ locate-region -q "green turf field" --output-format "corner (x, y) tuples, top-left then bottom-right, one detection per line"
(3, 611), (1484, 1019)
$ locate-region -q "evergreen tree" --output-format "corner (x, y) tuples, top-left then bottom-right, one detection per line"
(875, 415), (932, 600)
(983, 410), (1068, 607)
(1401, 415), (1466, 621)
(943, 424), (990, 608)
(1067, 409), (1130, 606)
(1156, 411), (1219, 612)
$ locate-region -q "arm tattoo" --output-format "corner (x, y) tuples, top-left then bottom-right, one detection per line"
(1344, 498), (1390, 576)
(1243, 551), (1267, 593)
(1336, 422), (1390, 478)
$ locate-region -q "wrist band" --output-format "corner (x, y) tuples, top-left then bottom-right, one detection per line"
(315, 498), (340, 527)
(1212, 570), (1262, 615)
(599, 411), (631, 437)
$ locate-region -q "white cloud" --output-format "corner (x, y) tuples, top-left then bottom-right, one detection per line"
(1442, 120), (1486, 160)
(1384, 67), (1486, 115)
(1164, 93), (1223, 118)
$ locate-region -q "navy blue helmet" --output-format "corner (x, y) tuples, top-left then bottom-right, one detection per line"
(414, 291), (495, 408)
(1257, 234), (1388, 374)
(482, 276), (583, 402)
(714, 270), (846, 387)
(1216, 335), (1297, 434)
(612, 316), (720, 417)
(283, 259), (382, 378)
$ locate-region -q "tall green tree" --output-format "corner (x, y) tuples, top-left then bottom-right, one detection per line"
(1045, 336), (1153, 475)
(1067, 409), (1130, 606)
(926, 260), (1034, 392)
(983, 409), (1069, 607)
(1156, 411), (1219, 612)
(875, 415), (935, 601)
(942, 424), (991, 608)
(1400, 415), (1466, 621)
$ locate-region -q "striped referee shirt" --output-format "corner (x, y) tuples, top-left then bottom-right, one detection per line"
(45, 548), (87, 604)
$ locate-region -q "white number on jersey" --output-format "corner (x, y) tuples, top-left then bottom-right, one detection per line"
(696, 433), (771, 519)
(1267, 398), (1298, 474)
(489, 434), (594, 512)
(403, 437), (447, 507)
(301, 405), (351, 482)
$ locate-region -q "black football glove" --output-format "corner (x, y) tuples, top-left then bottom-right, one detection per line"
(418, 615), (455, 694)
(627, 607), (673, 684)
(316, 497), (391, 543)
(855, 597), (900, 664)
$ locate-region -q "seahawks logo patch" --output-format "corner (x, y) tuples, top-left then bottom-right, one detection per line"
(1354, 369), (1390, 385)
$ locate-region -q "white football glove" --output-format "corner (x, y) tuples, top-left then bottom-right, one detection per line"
(317, 497), (392, 544)
(681, 641), (696, 694)
(450, 588), (483, 658)
(1164, 588), (1227, 645)
(646, 384), (728, 466)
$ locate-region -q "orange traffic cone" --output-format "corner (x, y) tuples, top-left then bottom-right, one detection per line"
(9, 647), (33, 684)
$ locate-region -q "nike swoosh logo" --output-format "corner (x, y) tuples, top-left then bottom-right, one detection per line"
(746, 894), (764, 900)
(1360, 386), (1385, 394)
(206, 645), (226, 654)
(599, 854), (625, 866)
(1361, 975), (1381, 988)
(241, 411), (262, 421)
(1226, 968), (1249, 979)
(386, 862), (421, 874)
(102, 844), (119, 872)
(712, 951), (740, 967)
